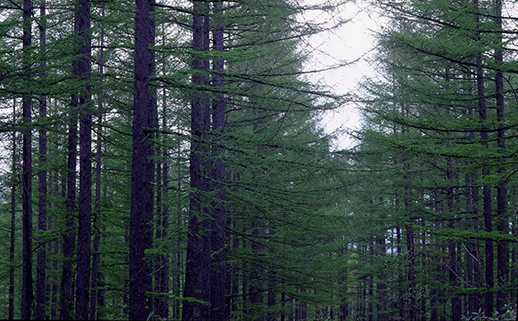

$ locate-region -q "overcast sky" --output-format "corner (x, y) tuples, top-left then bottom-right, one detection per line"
(304, 1), (380, 150)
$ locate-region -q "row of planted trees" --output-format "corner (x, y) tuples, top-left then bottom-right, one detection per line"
(0, 0), (350, 320)
(345, 0), (518, 320)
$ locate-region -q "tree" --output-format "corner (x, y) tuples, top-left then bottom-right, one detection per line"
(352, 0), (518, 319)
(75, 0), (93, 319)
(35, 2), (48, 319)
(21, 0), (34, 318)
(129, 0), (157, 319)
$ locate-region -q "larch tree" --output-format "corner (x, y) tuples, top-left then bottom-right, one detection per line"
(75, 0), (92, 318)
(129, 0), (157, 319)
(35, 1), (48, 319)
(21, 0), (34, 318)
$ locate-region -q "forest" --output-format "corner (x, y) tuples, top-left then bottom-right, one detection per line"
(1, 0), (518, 320)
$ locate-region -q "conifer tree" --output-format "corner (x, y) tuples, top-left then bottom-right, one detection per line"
(129, 0), (156, 319)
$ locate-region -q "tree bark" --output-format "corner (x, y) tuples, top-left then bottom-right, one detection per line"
(210, 1), (226, 319)
(473, 1), (494, 315)
(9, 99), (17, 321)
(90, 6), (105, 320)
(129, 0), (156, 319)
(494, 0), (508, 314)
(75, 0), (92, 318)
(36, 3), (48, 319)
(21, 0), (34, 318)
(183, 0), (212, 319)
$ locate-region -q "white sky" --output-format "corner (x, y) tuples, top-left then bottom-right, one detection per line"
(303, 1), (381, 150)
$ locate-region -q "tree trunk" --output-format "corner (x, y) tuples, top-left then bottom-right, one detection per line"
(35, 3), (48, 319)
(75, 0), (92, 318)
(129, 0), (156, 319)
(21, 0), (34, 318)
(90, 6), (105, 319)
(159, 137), (169, 320)
(494, 0), (508, 314)
(473, 0), (494, 316)
(211, 1), (226, 318)
(9, 99), (17, 321)
(183, 0), (212, 319)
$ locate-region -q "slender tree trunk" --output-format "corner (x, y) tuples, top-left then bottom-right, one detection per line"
(183, 0), (212, 319)
(9, 99), (17, 321)
(51, 169), (60, 320)
(75, 0), (92, 318)
(405, 193), (416, 321)
(211, 1), (226, 318)
(90, 6), (105, 319)
(473, 0), (494, 316)
(420, 218), (427, 321)
(376, 233), (387, 321)
(154, 156), (163, 316)
(494, 0), (508, 314)
(159, 129), (169, 320)
(35, 3), (48, 319)
(61, 13), (82, 318)
(129, 0), (156, 319)
(21, 0), (34, 318)
(61, 92), (78, 320)
(446, 165), (462, 320)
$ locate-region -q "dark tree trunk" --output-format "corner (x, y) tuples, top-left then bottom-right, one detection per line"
(36, 4), (48, 319)
(468, 95), (483, 315)
(155, 101), (169, 320)
(447, 166), (462, 321)
(21, 0), (34, 318)
(494, 0), (508, 314)
(211, 1), (226, 319)
(420, 219), (427, 321)
(61, 13), (83, 318)
(90, 7), (105, 320)
(129, 0), (156, 319)
(9, 99), (17, 321)
(75, 0), (92, 318)
(154, 158), (163, 317)
(473, 1), (494, 316)
(406, 219), (416, 321)
(183, 0), (212, 319)
(478, 57), (494, 319)
(376, 234), (387, 321)
(51, 169), (60, 320)
(61, 91), (78, 320)
(159, 134), (169, 320)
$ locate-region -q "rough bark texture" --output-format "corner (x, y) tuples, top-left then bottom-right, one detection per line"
(129, 0), (156, 319)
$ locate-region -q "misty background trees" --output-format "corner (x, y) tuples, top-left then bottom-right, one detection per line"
(2, 0), (518, 320)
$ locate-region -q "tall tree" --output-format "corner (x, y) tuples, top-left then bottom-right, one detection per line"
(9, 99), (18, 321)
(183, 0), (212, 318)
(35, 2), (48, 319)
(21, 0), (34, 318)
(210, 0), (226, 319)
(90, 5), (106, 320)
(75, 0), (92, 318)
(494, 0), (508, 315)
(129, 0), (156, 319)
